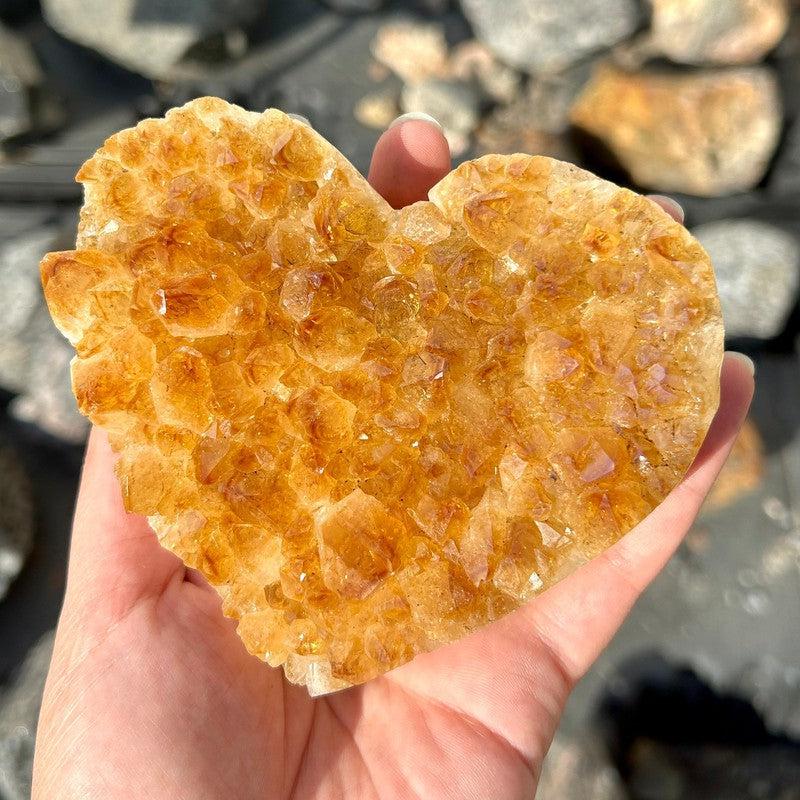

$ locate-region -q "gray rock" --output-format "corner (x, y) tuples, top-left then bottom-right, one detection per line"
(460, 0), (641, 74)
(7, 306), (87, 444)
(0, 632), (55, 800)
(0, 447), (33, 602)
(693, 220), (800, 340)
(731, 652), (800, 739)
(0, 229), (55, 392)
(42, 0), (264, 79)
(0, 221), (88, 443)
(0, 24), (40, 83)
(770, 118), (800, 196)
(522, 60), (593, 135)
(0, 208), (53, 242)
(535, 733), (627, 800)
(0, 23), (41, 142)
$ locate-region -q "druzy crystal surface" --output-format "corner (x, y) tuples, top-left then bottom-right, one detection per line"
(41, 98), (723, 694)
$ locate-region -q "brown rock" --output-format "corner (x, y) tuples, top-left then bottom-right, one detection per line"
(571, 64), (782, 197)
(649, 0), (790, 65)
(371, 20), (448, 85)
(40, 98), (724, 693)
(354, 89), (399, 130)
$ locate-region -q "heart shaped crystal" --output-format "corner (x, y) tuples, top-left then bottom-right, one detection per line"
(41, 98), (723, 694)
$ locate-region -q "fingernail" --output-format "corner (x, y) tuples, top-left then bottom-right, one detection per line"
(727, 351), (755, 377)
(389, 112), (443, 131)
(649, 194), (685, 223)
(288, 113), (311, 127)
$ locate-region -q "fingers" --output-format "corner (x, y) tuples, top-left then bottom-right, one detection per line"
(648, 194), (685, 223)
(368, 114), (451, 208)
(65, 428), (183, 616)
(523, 352), (754, 682)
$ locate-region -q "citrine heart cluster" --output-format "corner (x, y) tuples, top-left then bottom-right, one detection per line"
(41, 98), (722, 694)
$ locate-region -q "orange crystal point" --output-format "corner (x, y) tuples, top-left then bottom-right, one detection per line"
(40, 98), (724, 694)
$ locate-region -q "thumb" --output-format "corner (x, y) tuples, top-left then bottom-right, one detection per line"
(64, 427), (183, 619)
(368, 114), (451, 208)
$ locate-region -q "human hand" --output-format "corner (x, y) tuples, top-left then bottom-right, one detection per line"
(32, 116), (754, 800)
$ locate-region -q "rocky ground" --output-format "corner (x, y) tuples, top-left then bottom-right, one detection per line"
(0, 1), (798, 798)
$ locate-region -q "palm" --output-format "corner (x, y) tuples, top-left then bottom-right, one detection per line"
(36, 537), (553, 799)
(33, 120), (753, 800)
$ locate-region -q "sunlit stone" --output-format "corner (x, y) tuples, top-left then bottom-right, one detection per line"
(41, 98), (723, 694)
